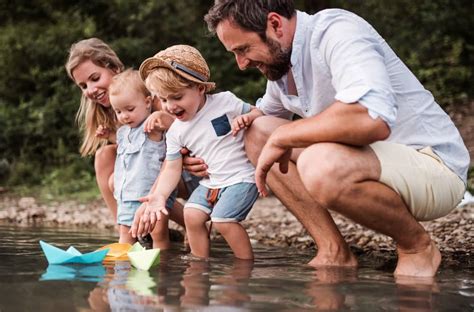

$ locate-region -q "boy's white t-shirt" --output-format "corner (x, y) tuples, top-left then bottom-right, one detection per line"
(166, 91), (255, 189)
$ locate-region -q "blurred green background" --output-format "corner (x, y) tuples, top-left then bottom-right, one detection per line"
(0, 0), (472, 200)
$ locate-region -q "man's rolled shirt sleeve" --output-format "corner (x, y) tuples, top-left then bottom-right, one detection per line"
(257, 82), (294, 120)
(320, 19), (398, 129)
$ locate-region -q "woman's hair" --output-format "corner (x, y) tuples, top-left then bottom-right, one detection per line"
(109, 68), (151, 99)
(65, 38), (124, 156)
(205, 0), (295, 40)
(145, 67), (201, 95)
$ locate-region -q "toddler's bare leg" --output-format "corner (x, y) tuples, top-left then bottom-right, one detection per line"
(119, 225), (136, 244)
(214, 222), (253, 260)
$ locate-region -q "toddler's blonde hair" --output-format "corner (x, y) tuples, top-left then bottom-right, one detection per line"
(110, 69), (151, 100)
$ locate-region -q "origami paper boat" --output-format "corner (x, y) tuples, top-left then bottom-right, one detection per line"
(40, 263), (106, 282)
(39, 240), (109, 264)
(127, 242), (160, 270)
(98, 243), (132, 261)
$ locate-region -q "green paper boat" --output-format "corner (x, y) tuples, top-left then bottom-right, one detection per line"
(127, 242), (160, 270)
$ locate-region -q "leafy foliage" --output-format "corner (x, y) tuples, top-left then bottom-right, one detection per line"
(0, 0), (471, 191)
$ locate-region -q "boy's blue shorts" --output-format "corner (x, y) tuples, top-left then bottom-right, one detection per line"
(117, 191), (176, 226)
(185, 182), (258, 222)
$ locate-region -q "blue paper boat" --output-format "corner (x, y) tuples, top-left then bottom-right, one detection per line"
(39, 240), (109, 264)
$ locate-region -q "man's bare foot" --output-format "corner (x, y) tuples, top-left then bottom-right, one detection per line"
(395, 241), (441, 277)
(308, 249), (358, 267)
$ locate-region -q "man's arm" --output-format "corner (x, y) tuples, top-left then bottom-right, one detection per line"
(271, 101), (390, 149)
(254, 101), (390, 196)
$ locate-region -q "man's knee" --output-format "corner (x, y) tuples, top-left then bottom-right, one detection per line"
(297, 143), (345, 206)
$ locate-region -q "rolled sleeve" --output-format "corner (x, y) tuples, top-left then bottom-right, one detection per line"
(164, 128), (183, 161)
(257, 82), (294, 120)
(241, 102), (251, 114)
(321, 19), (398, 128)
(166, 152), (182, 161)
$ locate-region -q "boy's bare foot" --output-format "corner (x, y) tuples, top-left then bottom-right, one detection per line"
(395, 241), (441, 277)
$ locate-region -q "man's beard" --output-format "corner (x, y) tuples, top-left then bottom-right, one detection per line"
(253, 37), (291, 81)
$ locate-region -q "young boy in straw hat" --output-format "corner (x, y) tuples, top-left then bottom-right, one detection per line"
(108, 69), (177, 249)
(133, 44), (263, 259)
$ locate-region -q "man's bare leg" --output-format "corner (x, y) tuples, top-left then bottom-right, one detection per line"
(297, 143), (440, 277)
(246, 116), (357, 267)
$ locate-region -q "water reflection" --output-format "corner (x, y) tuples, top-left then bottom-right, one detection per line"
(85, 256), (255, 311)
(41, 263), (106, 282)
(87, 261), (161, 311)
(1, 224), (472, 311)
(210, 259), (253, 307)
(395, 276), (439, 312)
(306, 267), (358, 310)
(40, 252), (474, 311)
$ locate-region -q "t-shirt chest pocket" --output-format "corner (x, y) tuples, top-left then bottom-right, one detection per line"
(211, 114), (231, 136)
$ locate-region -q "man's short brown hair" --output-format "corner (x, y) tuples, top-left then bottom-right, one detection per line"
(204, 0), (295, 40)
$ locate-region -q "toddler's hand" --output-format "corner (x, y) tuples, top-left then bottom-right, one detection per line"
(231, 114), (252, 136)
(95, 125), (110, 139)
(144, 111), (174, 133)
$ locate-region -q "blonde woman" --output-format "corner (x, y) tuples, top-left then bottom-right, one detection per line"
(66, 38), (189, 231)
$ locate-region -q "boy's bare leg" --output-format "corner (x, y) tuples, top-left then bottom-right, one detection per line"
(94, 144), (117, 220)
(119, 225), (136, 244)
(297, 143), (439, 277)
(214, 222), (253, 260)
(184, 208), (210, 258)
(245, 116), (357, 267)
(151, 214), (171, 249)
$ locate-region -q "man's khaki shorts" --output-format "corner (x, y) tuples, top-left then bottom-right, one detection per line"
(370, 141), (465, 221)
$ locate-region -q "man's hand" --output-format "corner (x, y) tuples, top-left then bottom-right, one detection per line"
(255, 136), (292, 197)
(180, 148), (209, 178)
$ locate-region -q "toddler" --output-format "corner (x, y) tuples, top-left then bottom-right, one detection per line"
(108, 69), (176, 249)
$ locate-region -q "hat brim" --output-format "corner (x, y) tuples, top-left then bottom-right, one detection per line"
(139, 57), (215, 90)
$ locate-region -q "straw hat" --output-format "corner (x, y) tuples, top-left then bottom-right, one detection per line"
(139, 45), (215, 91)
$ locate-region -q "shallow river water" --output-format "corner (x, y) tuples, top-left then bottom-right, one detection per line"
(0, 224), (472, 311)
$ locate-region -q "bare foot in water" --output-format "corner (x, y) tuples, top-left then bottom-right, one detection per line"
(395, 241), (441, 277)
(308, 248), (358, 267)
